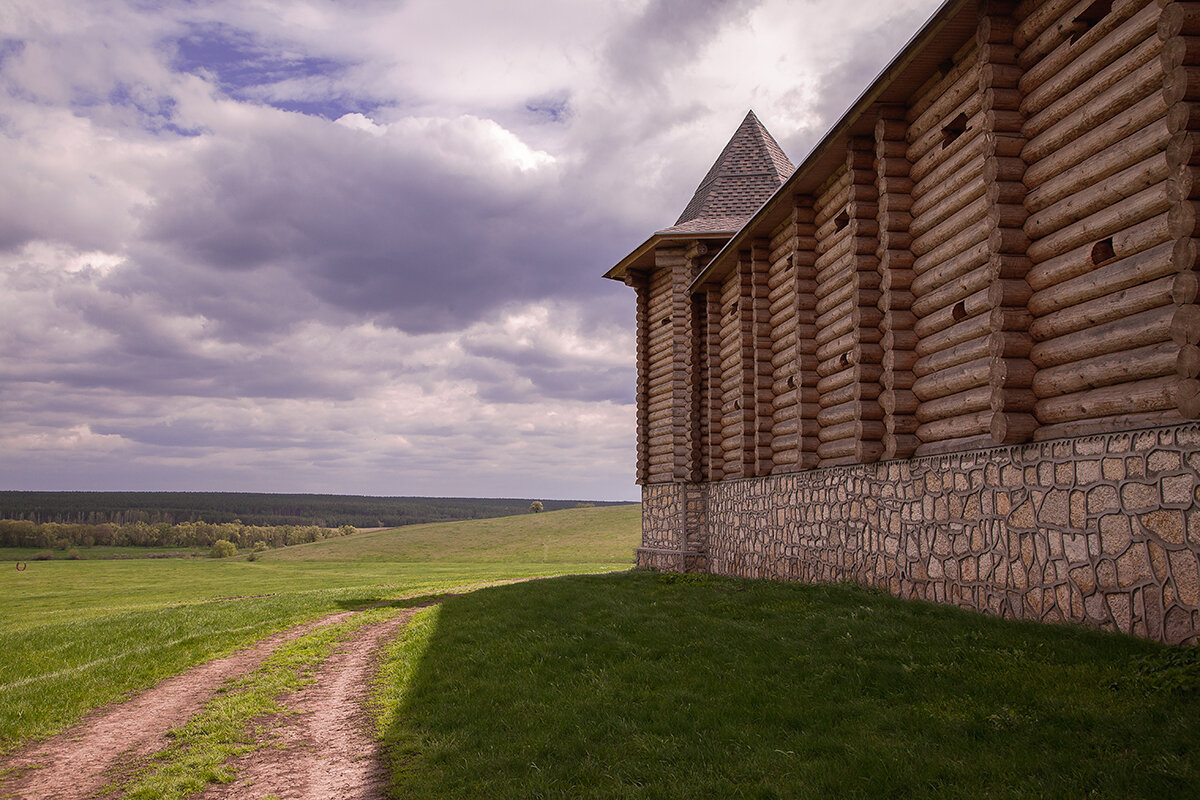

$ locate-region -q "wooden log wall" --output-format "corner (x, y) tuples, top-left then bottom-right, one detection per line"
(875, 106), (920, 459)
(631, 0), (1200, 485)
(701, 287), (724, 481)
(1020, 0), (1180, 436)
(751, 240), (775, 475)
(813, 140), (885, 466)
(767, 215), (800, 471)
(1164, 1), (1200, 419)
(628, 268), (650, 484)
(906, 36), (996, 454)
(767, 199), (822, 472)
(717, 255), (751, 478)
(644, 249), (687, 482)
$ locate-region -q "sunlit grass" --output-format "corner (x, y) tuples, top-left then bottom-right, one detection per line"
(374, 571), (1200, 799)
(1, 506), (638, 752)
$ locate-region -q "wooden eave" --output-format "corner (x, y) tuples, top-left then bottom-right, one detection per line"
(689, 0), (977, 292)
(604, 231), (737, 281)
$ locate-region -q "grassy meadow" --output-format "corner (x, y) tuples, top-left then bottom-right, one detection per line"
(0, 505), (640, 752)
(375, 572), (1200, 799)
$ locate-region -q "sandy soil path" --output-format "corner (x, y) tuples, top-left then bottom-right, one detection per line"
(0, 610), (362, 800)
(199, 609), (421, 800)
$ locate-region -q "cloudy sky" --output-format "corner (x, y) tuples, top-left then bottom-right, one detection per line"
(0, 0), (941, 501)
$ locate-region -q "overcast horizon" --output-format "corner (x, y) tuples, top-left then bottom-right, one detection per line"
(1, 0), (942, 502)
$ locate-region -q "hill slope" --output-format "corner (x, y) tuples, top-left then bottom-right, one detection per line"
(259, 504), (641, 565)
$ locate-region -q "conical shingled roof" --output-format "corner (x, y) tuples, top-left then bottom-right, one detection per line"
(659, 110), (794, 235)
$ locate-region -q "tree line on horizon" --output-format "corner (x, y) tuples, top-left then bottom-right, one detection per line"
(0, 492), (623, 528)
(0, 518), (355, 551)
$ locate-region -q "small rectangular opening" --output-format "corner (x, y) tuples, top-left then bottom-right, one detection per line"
(1091, 237), (1116, 265)
(941, 112), (969, 148)
(1069, 0), (1112, 43)
(834, 210), (850, 231)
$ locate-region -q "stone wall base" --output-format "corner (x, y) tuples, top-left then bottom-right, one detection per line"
(640, 424), (1200, 645)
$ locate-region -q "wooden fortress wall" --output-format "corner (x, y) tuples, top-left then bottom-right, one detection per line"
(627, 0), (1200, 643)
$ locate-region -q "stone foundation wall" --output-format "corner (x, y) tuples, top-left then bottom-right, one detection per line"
(641, 424), (1200, 644)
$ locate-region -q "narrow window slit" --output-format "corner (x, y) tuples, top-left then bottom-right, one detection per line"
(938, 57), (955, 76)
(1069, 0), (1112, 43)
(659, 316), (671, 327)
(1091, 237), (1116, 265)
(834, 210), (850, 231)
(952, 300), (967, 321)
(941, 112), (969, 148)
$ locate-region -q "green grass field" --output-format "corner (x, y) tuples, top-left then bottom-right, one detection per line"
(374, 572), (1200, 799)
(258, 503), (642, 564)
(0, 505), (640, 753)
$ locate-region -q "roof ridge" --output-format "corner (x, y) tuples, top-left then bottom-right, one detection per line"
(669, 110), (794, 234)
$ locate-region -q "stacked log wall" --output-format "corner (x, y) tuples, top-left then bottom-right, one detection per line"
(875, 107), (920, 459)
(751, 241), (775, 475)
(767, 216), (800, 471)
(1020, 0), (1181, 434)
(644, 249), (690, 482)
(717, 257), (754, 478)
(813, 142), (885, 466)
(905, 38), (998, 454)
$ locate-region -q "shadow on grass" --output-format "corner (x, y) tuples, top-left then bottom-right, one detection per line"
(378, 571), (1200, 800)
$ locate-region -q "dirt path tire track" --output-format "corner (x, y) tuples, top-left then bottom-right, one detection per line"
(0, 610), (363, 800)
(200, 609), (420, 800)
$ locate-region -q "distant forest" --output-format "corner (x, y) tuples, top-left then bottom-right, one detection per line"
(0, 492), (629, 528)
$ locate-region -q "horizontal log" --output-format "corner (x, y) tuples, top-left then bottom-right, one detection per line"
(912, 219), (991, 277)
(882, 349), (920, 374)
(1025, 118), (1169, 213)
(1035, 375), (1178, 423)
(912, 355), (991, 402)
(1174, 270), (1200, 305)
(879, 388), (920, 416)
(910, 176), (986, 239)
(1172, 303), (1200, 344)
(882, 433), (922, 459)
(1031, 409), (1180, 439)
(916, 385), (992, 423)
(1031, 303), (1174, 367)
(910, 260), (993, 320)
(1022, 50), (1164, 166)
(911, 194), (991, 257)
(915, 311), (992, 358)
(1023, 31), (1160, 141)
(1024, 152), (1170, 241)
(1032, 341), (1177, 398)
(914, 334), (990, 378)
(1021, 1), (1158, 115)
(911, 134), (988, 201)
(916, 409), (993, 443)
(1023, 93), (1169, 191)
(1014, 0), (1078, 50)
(989, 330), (1035, 359)
(1027, 182), (1171, 264)
(1178, 344), (1200, 378)
(1027, 218), (1170, 294)
(991, 411), (1040, 444)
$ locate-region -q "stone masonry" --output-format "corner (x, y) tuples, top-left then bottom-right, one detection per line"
(639, 423), (1200, 644)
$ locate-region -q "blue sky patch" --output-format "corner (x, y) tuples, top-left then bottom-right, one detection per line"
(169, 22), (372, 120)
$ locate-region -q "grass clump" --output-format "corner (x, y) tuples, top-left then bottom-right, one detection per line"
(374, 571), (1200, 799)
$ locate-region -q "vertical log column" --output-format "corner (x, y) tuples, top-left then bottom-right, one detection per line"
(751, 240), (774, 475)
(703, 286), (725, 480)
(980, 2), (1039, 445)
(718, 257), (751, 478)
(685, 241), (712, 481)
(626, 268), (650, 484)
(794, 199), (822, 470)
(767, 216), (800, 473)
(875, 107), (920, 459)
(1164, 2), (1200, 417)
(847, 139), (886, 464)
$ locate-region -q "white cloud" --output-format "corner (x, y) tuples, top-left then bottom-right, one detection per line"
(0, 0), (942, 499)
